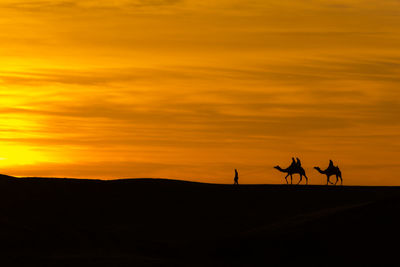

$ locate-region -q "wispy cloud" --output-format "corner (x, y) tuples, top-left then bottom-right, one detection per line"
(0, 0), (399, 184)
(0, 0), (183, 14)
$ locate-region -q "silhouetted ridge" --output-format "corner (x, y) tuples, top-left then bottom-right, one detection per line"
(1, 175), (400, 266)
(0, 174), (16, 180)
(110, 178), (212, 185)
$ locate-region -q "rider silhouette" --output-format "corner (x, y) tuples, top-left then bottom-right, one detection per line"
(296, 157), (302, 167)
(329, 159), (334, 169)
(290, 157), (296, 169)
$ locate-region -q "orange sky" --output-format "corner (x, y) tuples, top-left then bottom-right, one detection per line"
(0, 0), (399, 185)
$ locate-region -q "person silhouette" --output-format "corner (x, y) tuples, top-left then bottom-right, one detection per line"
(234, 169), (239, 185)
(296, 157), (302, 167)
(290, 157), (296, 169)
(329, 159), (334, 169)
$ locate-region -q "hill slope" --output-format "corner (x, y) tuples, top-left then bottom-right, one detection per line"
(1, 176), (399, 266)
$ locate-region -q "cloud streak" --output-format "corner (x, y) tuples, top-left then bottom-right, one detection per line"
(0, 0), (399, 185)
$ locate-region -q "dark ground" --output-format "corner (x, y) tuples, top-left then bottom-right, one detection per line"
(1, 174), (400, 266)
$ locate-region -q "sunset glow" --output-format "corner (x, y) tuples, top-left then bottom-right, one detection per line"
(1, 0), (399, 184)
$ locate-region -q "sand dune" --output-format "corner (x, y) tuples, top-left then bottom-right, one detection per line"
(1, 175), (399, 266)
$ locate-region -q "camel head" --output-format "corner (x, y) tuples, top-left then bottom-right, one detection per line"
(274, 166), (282, 171)
(314, 167), (326, 174)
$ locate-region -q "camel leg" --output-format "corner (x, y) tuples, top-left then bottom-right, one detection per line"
(290, 174), (293, 185)
(297, 174), (302, 185)
(339, 175), (343, 185)
(327, 175), (333, 185)
(329, 175), (334, 185)
(284, 174), (289, 184)
(334, 175), (339, 185)
(304, 175), (308, 185)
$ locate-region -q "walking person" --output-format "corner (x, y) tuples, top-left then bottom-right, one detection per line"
(234, 169), (239, 185)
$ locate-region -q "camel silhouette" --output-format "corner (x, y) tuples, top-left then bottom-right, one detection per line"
(274, 160), (308, 185)
(314, 160), (342, 185)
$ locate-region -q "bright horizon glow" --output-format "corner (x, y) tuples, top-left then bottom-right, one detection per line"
(0, 0), (399, 185)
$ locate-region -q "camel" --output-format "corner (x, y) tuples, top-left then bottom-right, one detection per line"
(314, 161), (342, 185)
(274, 164), (308, 185)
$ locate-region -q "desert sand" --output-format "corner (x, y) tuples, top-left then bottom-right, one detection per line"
(1, 174), (399, 266)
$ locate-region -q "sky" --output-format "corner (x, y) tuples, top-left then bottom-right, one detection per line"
(0, 0), (399, 185)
